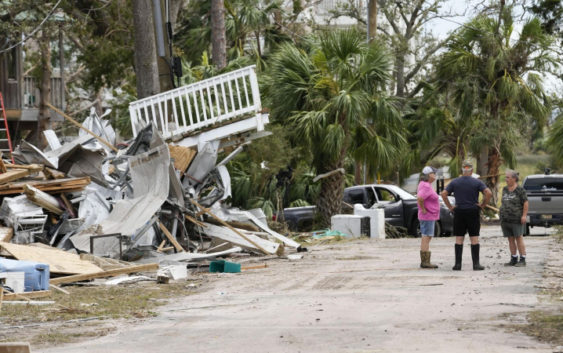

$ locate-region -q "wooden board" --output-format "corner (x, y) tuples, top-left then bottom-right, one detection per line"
(2, 290), (51, 301)
(50, 263), (159, 285)
(0, 169), (31, 184)
(168, 145), (196, 174)
(0, 177), (90, 195)
(0, 242), (103, 275)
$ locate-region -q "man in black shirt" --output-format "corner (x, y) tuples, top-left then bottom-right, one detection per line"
(441, 160), (492, 271)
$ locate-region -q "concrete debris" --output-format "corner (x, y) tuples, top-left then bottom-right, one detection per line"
(1, 79), (300, 290)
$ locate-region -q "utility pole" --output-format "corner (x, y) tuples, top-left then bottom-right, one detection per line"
(153, 0), (174, 92)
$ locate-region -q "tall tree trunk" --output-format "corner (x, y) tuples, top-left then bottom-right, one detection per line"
(211, 0), (227, 69)
(395, 51), (405, 97)
(37, 30), (52, 149)
(354, 162), (362, 185)
(367, 0), (377, 42)
(476, 146), (488, 177)
(317, 171), (345, 228)
(486, 146), (502, 206)
(132, 0), (159, 98)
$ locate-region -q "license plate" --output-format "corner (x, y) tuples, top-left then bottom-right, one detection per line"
(541, 214), (552, 220)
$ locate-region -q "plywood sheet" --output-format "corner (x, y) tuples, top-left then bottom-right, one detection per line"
(0, 242), (103, 275)
(168, 145), (196, 173)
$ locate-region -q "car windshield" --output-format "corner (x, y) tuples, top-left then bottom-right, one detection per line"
(523, 177), (563, 191)
(385, 185), (416, 200)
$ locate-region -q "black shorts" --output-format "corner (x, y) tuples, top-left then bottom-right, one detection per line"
(453, 208), (481, 237)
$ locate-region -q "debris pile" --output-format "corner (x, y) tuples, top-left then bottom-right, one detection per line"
(0, 101), (300, 297)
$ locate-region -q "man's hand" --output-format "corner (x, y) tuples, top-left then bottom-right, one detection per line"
(521, 215), (527, 225)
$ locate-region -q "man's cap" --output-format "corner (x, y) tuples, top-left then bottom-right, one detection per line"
(422, 166), (437, 174)
(462, 160), (473, 168)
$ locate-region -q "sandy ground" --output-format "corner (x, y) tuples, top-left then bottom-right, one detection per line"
(38, 225), (562, 353)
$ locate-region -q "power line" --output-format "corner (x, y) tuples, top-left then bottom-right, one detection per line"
(0, 0), (64, 54)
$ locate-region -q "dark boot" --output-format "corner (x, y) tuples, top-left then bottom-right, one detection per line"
(514, 256), (526, 267)
(420, 251), (438, 269)
(471, 244), (485, 271)
(504, 256), (518, 266)
(452, 244), (462, 271)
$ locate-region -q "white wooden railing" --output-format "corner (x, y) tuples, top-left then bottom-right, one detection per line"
(129, 65), (264, 139)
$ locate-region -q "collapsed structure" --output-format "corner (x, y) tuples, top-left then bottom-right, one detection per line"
(0, 66), (302, 292)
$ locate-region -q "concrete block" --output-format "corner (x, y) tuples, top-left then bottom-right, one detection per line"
(331, 215), (370, 238)
(353, 204), (386, 239)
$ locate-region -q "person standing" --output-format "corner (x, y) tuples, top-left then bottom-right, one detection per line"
(441, 160), (492, 271)
(417, 166), (440, 268)
(500, 170), (528, 267)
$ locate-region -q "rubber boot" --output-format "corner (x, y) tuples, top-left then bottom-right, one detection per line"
(420, 251), (438, 269)
(452, 244), (462, 271)
(471, 244), (485, 271)
(504, 256), (518, 266)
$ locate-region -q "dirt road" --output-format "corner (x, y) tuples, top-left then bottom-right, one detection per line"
(39, 225), (561, 353)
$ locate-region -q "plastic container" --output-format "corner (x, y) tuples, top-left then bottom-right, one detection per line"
(0, 258), (50, 291)
(209, 260), (241, 273)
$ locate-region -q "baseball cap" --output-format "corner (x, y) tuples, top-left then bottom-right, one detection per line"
(462, 160), (473, 169)
(422, 166), (437, 174)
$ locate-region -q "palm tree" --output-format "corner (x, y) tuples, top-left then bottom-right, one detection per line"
(265, 29), (402, 226)
(433, 6), (553, 202)
(548, 111), (563, 165)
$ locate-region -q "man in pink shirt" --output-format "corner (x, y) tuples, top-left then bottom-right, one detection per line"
(417, 166), (440, 268)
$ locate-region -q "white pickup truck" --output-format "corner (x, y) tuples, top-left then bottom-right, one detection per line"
(522, 173), (563, 233)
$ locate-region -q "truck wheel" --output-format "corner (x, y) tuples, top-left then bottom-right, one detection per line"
(409, 219), (421, 237)
(525, 224), (530, 236)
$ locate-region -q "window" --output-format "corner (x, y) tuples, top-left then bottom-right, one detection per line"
(523, 177), (563, 191)
(376, 189), (396, 203)
(346, 189), (365, 205)
(7, 47), (17, 79)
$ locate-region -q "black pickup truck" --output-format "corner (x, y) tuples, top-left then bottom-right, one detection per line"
(282, 184), (454, 236)
(522, 173), (563, 233)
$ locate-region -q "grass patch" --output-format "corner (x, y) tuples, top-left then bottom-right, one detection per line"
(519, 310), (563, 346)
(0, 279), (202, 346)
(0, 281), (195, 325)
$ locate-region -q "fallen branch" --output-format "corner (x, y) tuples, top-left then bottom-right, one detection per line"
(313, 168), (345, 183)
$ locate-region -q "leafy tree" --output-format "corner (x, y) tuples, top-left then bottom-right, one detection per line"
(265, 29), (403, 226)
(433, 4), (553, 202)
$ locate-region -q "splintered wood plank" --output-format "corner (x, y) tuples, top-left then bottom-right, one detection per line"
(0, 169), (31, 184)
(157, 221), (184, 252)
(0, 242), (103, 275)
(5, 163), (44, 172)
(0, 177), (90, 195)
(168, 145), (197, 173)
(0, 227), (13, 242)
(50, 263), (159, 285)
(2, 290), (51, 301)
(43, 167), (66, 179)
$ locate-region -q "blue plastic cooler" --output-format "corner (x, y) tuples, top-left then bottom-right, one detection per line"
(0, 258), (50, 291)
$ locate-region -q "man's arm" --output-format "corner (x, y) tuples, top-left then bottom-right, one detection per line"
(479, 188), (492, 209)
(441, 190), (454, 211)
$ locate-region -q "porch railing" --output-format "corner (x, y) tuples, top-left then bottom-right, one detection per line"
(128, 65), (263, 139)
